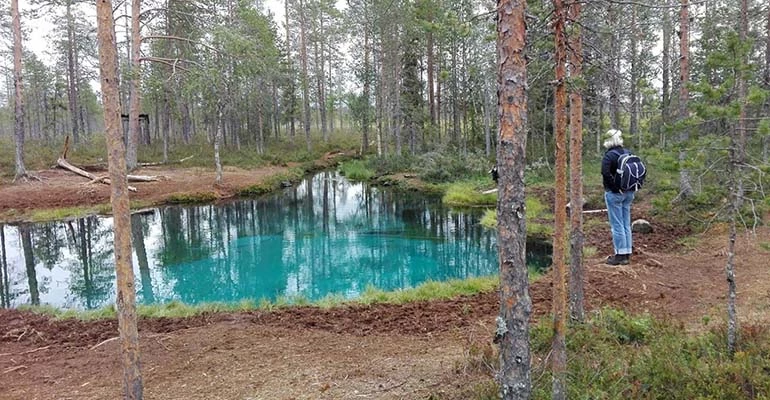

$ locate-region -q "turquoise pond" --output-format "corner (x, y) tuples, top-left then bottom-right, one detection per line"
(0, 171), (551, 310)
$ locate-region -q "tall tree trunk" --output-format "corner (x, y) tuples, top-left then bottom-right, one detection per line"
(127, 0), (142, 171)
(551, 0), (568, 398)
(764, 4), (770, 161)
(272, 82), (280, 139)
(362, 27), (370, 154)
(484, 79), (492, 157)
(678, 0), (694, 197)
(162, 94), (169, 163)
(765, 5), (770, 88)
(568, 0), (584, 323)
(609, 4), (621, 130)
(451, 43), (460, 146)
(285, 0), (295, 143)
(298, 0), (312, 152)
(95, 1), (144, 398)
(724, 0), (749, 359)
(662, 0), (672, 128)
(66, 0), (81, 145)
(629, 5), (639, 142)
(11, 0), (27, 179)
(496, 0), (531, 397)
(318, 17), (328, 142)
(215, 104), (224, 183)
(427, 31), (436, 126)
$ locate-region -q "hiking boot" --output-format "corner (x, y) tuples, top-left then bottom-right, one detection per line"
(606, 254), (629, 266)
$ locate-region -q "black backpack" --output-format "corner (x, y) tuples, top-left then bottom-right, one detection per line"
(612, 149), (647, 191)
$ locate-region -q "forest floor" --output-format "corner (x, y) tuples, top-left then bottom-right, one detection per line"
(1, 162), (770, 399)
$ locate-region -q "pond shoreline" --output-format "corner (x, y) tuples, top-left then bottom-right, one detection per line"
(0, 150), (356, 224)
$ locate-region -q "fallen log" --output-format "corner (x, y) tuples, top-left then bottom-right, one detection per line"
(57, 157), (138, 192)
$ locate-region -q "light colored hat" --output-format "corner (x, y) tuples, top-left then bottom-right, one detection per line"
(603, 129), (623, 148)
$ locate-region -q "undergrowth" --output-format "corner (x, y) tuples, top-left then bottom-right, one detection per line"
(456, 308), (770, 399)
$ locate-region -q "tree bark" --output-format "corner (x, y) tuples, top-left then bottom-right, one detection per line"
(285, 0), (296, 143)
(362, 27), (371, 154)
(215, 104), (224, 184)
(66, 0), (81, 145)
(318, 16), (328, 142)
(496, 0), (532, 398)
(95, 1), (144, 398)
(662, 0), (672, 128)
(127, 0), (142, 171)
(629, 5), (639, 142)
(724, 0), (749, 360)
(608, 4), (621, 130)
(11, 0), (27, 179)
(427, 30), (436, 126)
(162, 95), (170, 163)
(678, 0), (694, 198)
(765, 5), (770, 89)
(568, 0), (585, 323)
(298, 0), (312, 152)
(551, 1), (568, 398)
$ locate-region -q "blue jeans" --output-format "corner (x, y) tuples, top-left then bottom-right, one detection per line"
(605, 191), (635, 255)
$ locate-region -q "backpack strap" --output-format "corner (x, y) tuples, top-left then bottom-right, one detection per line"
(609, 148), (628, 173)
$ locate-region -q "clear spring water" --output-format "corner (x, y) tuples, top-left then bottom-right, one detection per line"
(0, 171), (551, 310)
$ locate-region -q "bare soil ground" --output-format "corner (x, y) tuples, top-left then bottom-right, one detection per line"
(0, 165), (286, 214)
(1, 163), (770, 399)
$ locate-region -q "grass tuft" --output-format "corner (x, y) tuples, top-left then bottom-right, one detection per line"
(338, 160), (375, 181)
(443, 181), (497, 207)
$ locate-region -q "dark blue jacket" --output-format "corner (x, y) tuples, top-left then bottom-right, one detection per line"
(602, 146), (628, 193)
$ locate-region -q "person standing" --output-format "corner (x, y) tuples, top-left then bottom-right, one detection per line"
(601, 129), (635, 265)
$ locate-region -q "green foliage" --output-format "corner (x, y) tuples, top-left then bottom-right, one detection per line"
(514, 310), (770, 400)
(338, 160), (375, 181)
(364, 154), (418, 176)
(416, 150), (491, 183)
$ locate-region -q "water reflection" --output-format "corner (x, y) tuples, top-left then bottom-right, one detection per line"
(1, 171), (551, 310)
